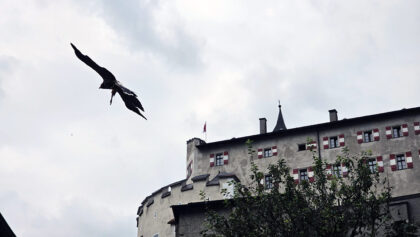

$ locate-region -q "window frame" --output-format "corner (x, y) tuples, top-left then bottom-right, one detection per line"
(299, 169), (308, 181)
(396, 154), (407, 170)
(297, 143), (306, 151)
(263, 148), (273, 158)
(332, 165), (342, 178)
(215, 153), (224, 166)
(265, 175), (273, 189)
(363, 130), (373, 143)
(329, 136), (339, 149)
(367, 158), (377, 173)
(392, 126), (403, 138)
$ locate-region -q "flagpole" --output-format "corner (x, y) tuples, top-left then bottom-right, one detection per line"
(203, 121), (207, 142)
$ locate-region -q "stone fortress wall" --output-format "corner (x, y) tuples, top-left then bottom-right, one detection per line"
(137, 107), (420, 237)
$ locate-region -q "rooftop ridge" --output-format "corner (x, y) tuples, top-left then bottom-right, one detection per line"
(197, 106), (420, 149)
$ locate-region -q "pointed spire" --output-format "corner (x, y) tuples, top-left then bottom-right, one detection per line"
(273, 102), (287, 132)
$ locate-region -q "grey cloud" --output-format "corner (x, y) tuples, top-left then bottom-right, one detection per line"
(0, 55), (18, 100)
(79, 0), (203, 69)
(0, 192), (134, 237)
(1, 1), (419, 237)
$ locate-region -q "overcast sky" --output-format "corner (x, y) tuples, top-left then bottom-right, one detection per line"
(0, 0), (419, 236)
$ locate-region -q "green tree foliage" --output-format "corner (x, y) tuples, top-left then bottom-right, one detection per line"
(201, 139), (417, 237)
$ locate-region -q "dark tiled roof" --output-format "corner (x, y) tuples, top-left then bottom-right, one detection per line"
(187, 137), (206, 144)
(197, 106), (420, 149)
(161, 191), (171, 198)
(273, 105), (287, 131)
(191, 174), (210, 182)
(206, 176), (220, 186)
(207, 172), (240, 186)
(181, 184), (193, 192)
(146, 199), (154, 207)
(167, 218), (176, 225)
(137, 206), (143, 215)
(141, 194), (153, 205)
(168, 179), (187, 187)
(171, 200), (229, 223)
(140, 179), (186, 206)
(218, 172), (240, 182)
(171, 199), (226, 209)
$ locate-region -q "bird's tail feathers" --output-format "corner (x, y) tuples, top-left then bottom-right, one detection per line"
(132, 107), (147, 120)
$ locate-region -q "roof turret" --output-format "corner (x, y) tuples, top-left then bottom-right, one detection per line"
(273, 104), (287, 131)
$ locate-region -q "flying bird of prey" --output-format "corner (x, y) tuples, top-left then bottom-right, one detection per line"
(70, 43), (146, 120)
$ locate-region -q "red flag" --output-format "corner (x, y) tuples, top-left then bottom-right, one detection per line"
(203, 122), (206, 133)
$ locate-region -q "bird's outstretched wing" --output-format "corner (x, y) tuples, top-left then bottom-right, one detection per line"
(115, 83), (147, 120)
(70, 43), (116, 87)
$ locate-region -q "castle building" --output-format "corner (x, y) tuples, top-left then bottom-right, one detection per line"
(137, 106), (420, 237)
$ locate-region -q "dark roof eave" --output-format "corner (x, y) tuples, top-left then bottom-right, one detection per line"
(171, 199), (226, 209)
(218, 173), (240, 182)
(197, 107), (420, 149)
(191, 174), (210, 182)
(171, 199), (228, 223)
(181, 184), (193, 192)
(140, 178), (186, 205)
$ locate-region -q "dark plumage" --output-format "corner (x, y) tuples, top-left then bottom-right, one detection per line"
(71, 43), (146, 119)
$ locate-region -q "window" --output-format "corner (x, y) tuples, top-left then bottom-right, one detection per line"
(396, 154), (407, 170)
(393, 126), (402, 138)
(263, 148), (273, 158)
(364, 131), (373, 143)
(332, 165), (342, 177)
(265, 175), (273, 189)
(367, 158), (377, 173)
(215, 153), (224, 166)
(153, 234), (159, 237)
(299, 169), (308, 181)
(329, 136), (339, 148)
(298, 143), (306, 151)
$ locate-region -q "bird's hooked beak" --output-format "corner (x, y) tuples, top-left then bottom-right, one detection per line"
(110, 89), (117, 105)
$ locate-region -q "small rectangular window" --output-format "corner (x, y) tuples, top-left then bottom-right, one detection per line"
(263, 148), (273, 158)
(298, 144), (306, 151)
(329, 136), (338, 148)
(364, 131), (373, 143)
(396, 154), (407, 170)
(367, 158), (377, 173)
(215, 153), (224, 166)
(265, 175), (273, 189)
(393, 126), (402, 138)
(332, 165), (342, 177)
(299, 169), (308, 181)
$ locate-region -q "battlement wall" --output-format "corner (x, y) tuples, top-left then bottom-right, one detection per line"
(137, 172), (238, 237)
